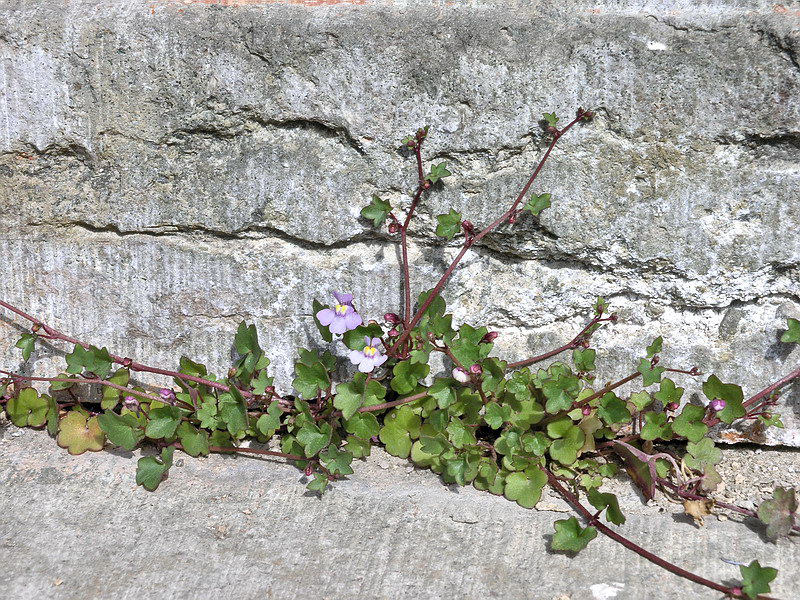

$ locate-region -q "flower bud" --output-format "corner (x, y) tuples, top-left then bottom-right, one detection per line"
(158, 388), (176, 402)
(609, 313), (619, 324)
(469, 364), (482, 375)
(384, 312), (401, 324)
(123, 395), (140, 414)
(388, 222), (399, 234)
(228, 367), (238, 378)
(31, 323), (41, 332)
(452, 367), (470, 384)
(582, 406), (592, 416)
(689, 367), (702, 376)
(423, 181), (432, 190)
(121, 357), (133, 367)
(666, 402), (679, 412)
(462, 220), (475, 234)
(481, 331), (499, 344)
(304, 465), (313, 477)
(709, 398), (726, 412)
(546, 126), (559, 135)
(508, 213), (517, 224)
(388, 328), (399, 337)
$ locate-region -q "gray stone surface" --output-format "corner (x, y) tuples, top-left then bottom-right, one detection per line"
(1, 1), (799, 443)
(1, 424), (799, 599)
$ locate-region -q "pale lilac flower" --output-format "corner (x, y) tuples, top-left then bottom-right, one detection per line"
(123, 395), (141, 415)
(349, 337), (387, 373)
(469, 364), (482, 375)
(316, 292), (363, 335)
(710, 398), (727, 412)
(452, 367), (470, 383)
(158, 388), (176, 403)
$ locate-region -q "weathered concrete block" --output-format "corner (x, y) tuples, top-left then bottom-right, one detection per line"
(0, 1), (798, 443)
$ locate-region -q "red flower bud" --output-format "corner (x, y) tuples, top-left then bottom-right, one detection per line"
(582, 406), (592, 416)
(469, 364), (482, 375)
(388, 222), (399, 234)
(546, 126), (559, 135)
(667, 402), (679, 412)
(384, 312), (401, 324)
(481, 331), (499, 344)
(388, 328), (399, 337)
(462, 220), (475, 234)
(304, 465), (313, 477)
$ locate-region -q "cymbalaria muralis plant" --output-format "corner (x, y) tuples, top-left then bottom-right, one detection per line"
(2, 108), (798, 599)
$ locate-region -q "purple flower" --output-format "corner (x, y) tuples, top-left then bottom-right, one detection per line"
(710, 398), (726, 412)
(123, 395), (141, 415)
(158, 388), (176, 403)
(349, 337), (387, 373)
(316, 292), (363, 335)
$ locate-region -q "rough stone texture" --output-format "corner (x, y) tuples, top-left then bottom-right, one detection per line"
(0, 1), (799, 444)
(1, 424), (799, 599)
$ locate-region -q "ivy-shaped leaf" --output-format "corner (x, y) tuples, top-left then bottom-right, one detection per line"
(572, 348), (596, 372)
(503, 468), (547, 509)
(637, 358), (665, 387)
(654, 378), (683, 407)
(525, 192), (551, 216)
(739, 560), (778, 600)
(646, 336), (663, 358)
(177, 422), (210, 457)
(65, 344), (114, 379)
(542, 373), (581, 414)
(57, 410), (105, 455)
(672, 404), (708, 443)
(145, 406), (183, 440)
(426, 162), (452, 184)
(757, 487), (797, 542)
(360, 194), (392, 227)
(640, 412), (673, 441)
(684, 438), (721, 471)
(97, 410), (144, 451)
(780, 317), (800, 343)
(102, 368), (130, 410)
(320, 446), (354, 476)
(551, 516), (597, 553)
(6, 388), (49, 427)
(597, 392), (631, 426)
(702, 375), (745, 424)
(435, 209), (462, 240)
(136, 447), (175, 492)
(344, 411), (381, 440)
(587, 488), (626, 525)
(15, 332), (37, 361)
(390, 361), (430, 395)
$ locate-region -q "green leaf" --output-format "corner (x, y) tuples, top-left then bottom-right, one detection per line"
(390, 360), (430, 395)
(428, 378), (458, 409)
(256, 402), (283, 438)
(543, 112), (560, 127)
(379, 423), (412, 458)
(196, 396), (219, 429)
(296, 422), (332, 458)
(587, 488), (626, 525)
(739, 560), (778, 600)
(654, 378), (683, 407)
(320, 446), (354, 476)
(629, 391), (653, 411)
(234, 321), (261, 356)
(345, 411), (381, 439)
(597, 392), (631, 426)
(361, 194), (392, 227)
(447, 418), (477, 449)
(306, 473), (329, 493)
(312, 299), (333, 342)
(65, 344), (114, 379)
(136, 447), (174, 492)
(15, 332), (37, 361)
(640, 412), (673, 441)
(427, 162), (452, 184)
(177, 422), (209, 457)
(56, 411), (105, 455)
(484, 402), (512, 429)
(102, 368), (131, 410)
(672, 404), (708, 442)
(542, 373), (581, 413)
(334, 382), (363, 420)
(548, 425), (585, 466)
(292, 359), (330, 399)
(757, 487), (798, 542)
(572, 348), (596, 372)
(345, 435), (371, 459)
(179, 356), (208, 379)
(781, 317), (800, 343)
(684, 438), (722, 471)
(551, 516), (597, 553)
(6, 388), (49, 427)
(97, 410), (144, 451)
(637, 358), (665, 387)
(251, 369), (274, 395)
(503, 468), (547, 508)
(525, 192), (552, 216)
(435, 209), (462, 240)
(342, 323), (384, 351)
(646, 336), (663, 358)
(702, 375), (745, 424)
(46, 394), (59, 436)
(220, 384), (250, 436)
(145, 406), (183, 439)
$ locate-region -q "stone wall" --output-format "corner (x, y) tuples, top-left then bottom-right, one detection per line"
(1, 0), (798, 445)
